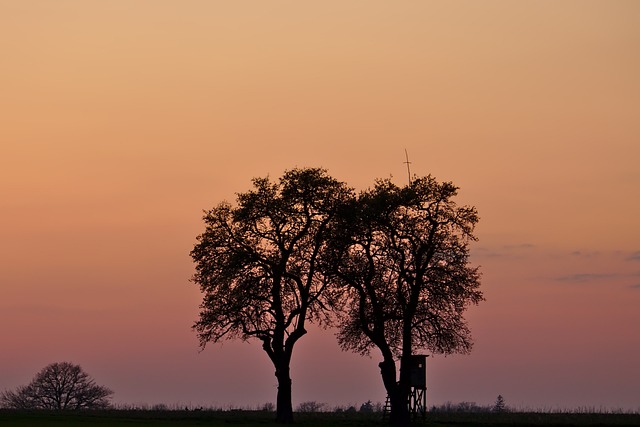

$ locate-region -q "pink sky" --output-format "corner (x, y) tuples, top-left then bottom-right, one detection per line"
(1, 1), (639, 410)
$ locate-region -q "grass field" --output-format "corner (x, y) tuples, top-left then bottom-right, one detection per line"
(1, 410), (640, 426)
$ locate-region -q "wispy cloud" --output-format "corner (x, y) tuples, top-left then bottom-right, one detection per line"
(567, 250), (640, 262)
(472, 247), (504, 258)
(503, 243), (535, 250)
(555, 272), (640, 290)
(472, 243), (536, 260)
(570, 250), (601, 258)
(627, 251), (640, 262)
(555, 273), (617, 283)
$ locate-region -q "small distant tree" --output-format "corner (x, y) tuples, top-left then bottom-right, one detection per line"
(151, 403), (168, 411)
(0, 362), (113, 410)
(493, 395), (506, 413)
(359, 400), (374, 413)
(296, 401), (325, 413)
(261, 402), (275, 412)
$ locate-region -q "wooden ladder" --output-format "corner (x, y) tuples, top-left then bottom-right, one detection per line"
(383, 395), (392, 419)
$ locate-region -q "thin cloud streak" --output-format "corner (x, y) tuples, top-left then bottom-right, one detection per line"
(503, 243), (535, 250)
(627, 251), (640, 262)
(472, 243), (536, 260)
(554, 273), (617, 283)
(570, 250), (601, 258)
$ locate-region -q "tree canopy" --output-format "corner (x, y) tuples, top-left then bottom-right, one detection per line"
(191, 169), (482, 426)
(191, 167), (352, 423)
(325, 176), (483, 426)
(0, 362), (113, 410)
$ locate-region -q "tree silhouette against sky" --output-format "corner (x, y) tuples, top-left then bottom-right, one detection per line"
(191, 169), (482, 425)
(325, 176), (483, 427)
(190, 168), (351, 423)
(0, 362), (112, 410)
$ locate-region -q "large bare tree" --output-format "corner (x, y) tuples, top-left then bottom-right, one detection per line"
(325, 176), (483, 427)
(190, 168), (351, 423)
(0, 362), (113, 410)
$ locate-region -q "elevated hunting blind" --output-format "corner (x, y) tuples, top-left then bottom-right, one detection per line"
(383, 354), (428, 420)
(408, 354), (427, 418)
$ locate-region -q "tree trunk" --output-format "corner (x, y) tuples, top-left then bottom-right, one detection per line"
(379, 359), (410, 427)
(275, 364), (294, 423)
(388, 390), (410, 427)
(396, 354), (413, 427)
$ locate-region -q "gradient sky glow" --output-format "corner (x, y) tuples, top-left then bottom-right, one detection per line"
(1, 1), (639, 411)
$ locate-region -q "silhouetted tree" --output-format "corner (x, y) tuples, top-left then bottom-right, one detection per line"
(493, 394), (506, 413)
(0, 362), (113, 410)
(261, 402), (275, 412)
(325, 176), (483, 427)
(296, 401), (326, 412)
(359, 400), (374, 413)
(190, 168), (352, 424)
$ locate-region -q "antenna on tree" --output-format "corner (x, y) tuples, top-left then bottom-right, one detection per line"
(404, 149), (412, 185)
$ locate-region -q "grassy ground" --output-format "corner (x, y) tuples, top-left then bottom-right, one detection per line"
(1, 410), (640, 426)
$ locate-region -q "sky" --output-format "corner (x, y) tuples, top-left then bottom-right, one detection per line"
(1, 0), (639, 411)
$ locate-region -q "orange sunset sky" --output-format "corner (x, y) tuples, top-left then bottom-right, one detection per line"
(1, 1), (639, 410)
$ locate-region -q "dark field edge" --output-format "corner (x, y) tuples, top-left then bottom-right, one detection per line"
(1, 410), (640, 426)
